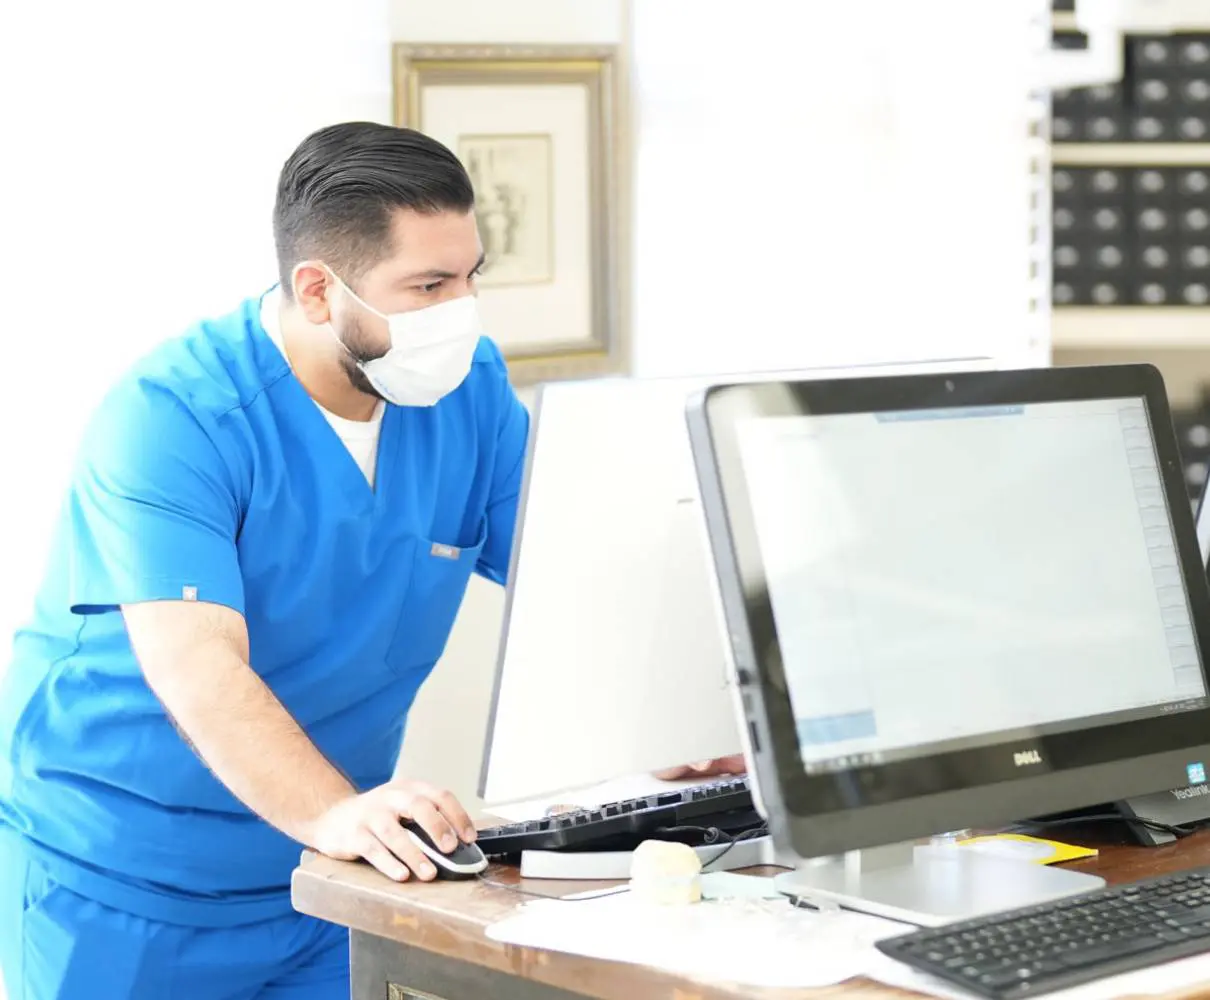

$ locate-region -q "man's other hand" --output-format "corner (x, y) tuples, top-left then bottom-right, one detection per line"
(652, 754), (747, 781)
(306, 779), (477, 883)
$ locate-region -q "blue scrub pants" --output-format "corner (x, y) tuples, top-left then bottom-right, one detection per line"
(0, 839), (348, 1000)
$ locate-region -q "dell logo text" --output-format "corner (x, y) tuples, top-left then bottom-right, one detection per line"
(1013, 750), (1043, 767)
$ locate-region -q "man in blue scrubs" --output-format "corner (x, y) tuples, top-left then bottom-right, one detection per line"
(0, 121), (741, 999)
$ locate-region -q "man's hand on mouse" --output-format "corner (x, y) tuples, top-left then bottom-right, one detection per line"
(305, 779), (477, 883)
(652, 754), (747, 781)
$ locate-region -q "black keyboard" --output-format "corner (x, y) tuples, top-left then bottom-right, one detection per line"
(876, 866), (1210, 999)
(476, 777), (759, 856)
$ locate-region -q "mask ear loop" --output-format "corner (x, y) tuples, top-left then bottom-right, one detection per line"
(290, 263), (388, 320)
(323, 266), (391, 322)
(287, 262), (373, 368)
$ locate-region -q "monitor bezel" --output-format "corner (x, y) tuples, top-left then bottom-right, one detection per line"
(689, 363), (1210, 857)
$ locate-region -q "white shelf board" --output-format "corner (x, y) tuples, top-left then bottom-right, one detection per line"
(1052, 10), (1210, 31)
(1054, 307), (1210, 348)
(1052, 144), (1210, 166)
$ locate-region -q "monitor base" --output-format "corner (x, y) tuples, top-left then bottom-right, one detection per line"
(773, 841), (1104, 927)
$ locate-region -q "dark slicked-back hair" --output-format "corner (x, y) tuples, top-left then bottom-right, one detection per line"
(273, 122), (475, 296)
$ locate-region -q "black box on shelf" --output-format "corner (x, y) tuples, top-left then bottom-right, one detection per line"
(1133, 36), (1179, 73)
(1178, 37), (1210, 69)
(1053, 167), (1077, 195)
(1177, 169), (1210, 198)
(1092, 205), (1128, 233)
(1089, 279), (1126, 305)
(1084, 167), (1125, 197)
(1133, 168), (1171, 198)
(1181, 205), (1210, 233)
(1054, 167), (1210, 308)
(1177, 115), (1210, 141)
(1069, 169), (1113, 208)
(1131, 279), (1181, 305)
(1053, 242), (1084, 271)
(1139, 243), (1175, 270)
(1182, 243), (1210, 271)
(1181, 78), (1210, 106)
(1171, 406), (1210, 500)
(1058, 33), (1210, 142)
(1051, 278), (1080, 306)
(1091, 243), (1127, 271)
(1137, 205), (1174, 236)
(1180, 281), (1210, 305)
(1084, 113), (1127, 142)
(1135, 77), (1176, 108)
(1130, 115), (1172, 141)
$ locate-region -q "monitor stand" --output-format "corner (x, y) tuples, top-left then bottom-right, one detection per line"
(1030, 787), (1210, 848)
(1115, 788), (1210, 845)
(773, 840), (1105, 927)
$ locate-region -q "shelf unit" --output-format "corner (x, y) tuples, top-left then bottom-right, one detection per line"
(1053, 307), (1210, 347)
(1050, 11), (1210, 357)
(1053, 143), (1210, 166)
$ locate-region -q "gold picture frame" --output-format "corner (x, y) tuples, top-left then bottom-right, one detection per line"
(393, 43), (626, 385)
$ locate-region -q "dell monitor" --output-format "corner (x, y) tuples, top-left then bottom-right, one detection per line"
(1086, 477), (1210, 846)
(479, 358), (994, 809)
(688, 363), (1210, 925)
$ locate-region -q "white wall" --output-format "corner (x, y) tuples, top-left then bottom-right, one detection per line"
(0, 0), (392, 654)
(629, 0), (1047, 376)
(391, 0), (624, 44)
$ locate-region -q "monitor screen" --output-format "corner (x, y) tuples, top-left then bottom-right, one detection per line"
(733, 396), (1209, 777)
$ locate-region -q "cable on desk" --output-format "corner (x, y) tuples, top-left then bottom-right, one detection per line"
(1009, 813), (1206, 839)
(653, 823), (771, 870)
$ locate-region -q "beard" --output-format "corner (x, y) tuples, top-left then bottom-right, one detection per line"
(333, 311), (388, 401)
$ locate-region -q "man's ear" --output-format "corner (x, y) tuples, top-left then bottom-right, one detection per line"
(292, 263), (334, 326)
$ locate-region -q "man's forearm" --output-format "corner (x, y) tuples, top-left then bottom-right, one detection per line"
(144, 641), (354, 845)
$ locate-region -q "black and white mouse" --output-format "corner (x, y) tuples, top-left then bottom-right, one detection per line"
(400, 821), (488, 880)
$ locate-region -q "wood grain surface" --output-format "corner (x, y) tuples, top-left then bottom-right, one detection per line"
(292, 828), (1210, 999)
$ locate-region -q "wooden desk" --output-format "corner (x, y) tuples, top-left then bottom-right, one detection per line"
(291, 829), (1210, 1000)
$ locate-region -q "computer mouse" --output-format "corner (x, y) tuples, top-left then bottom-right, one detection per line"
(400, 821), (489, 880)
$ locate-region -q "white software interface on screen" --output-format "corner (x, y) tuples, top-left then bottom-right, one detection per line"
(736, 398), (1207, 769)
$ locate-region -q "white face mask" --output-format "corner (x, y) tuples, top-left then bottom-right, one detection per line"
(327, 272), (484, 407)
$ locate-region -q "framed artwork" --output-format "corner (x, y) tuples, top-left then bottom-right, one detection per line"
(393, 44), (625, 385)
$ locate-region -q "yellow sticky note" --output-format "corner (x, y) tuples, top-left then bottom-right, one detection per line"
(958, 833), (1098, 866)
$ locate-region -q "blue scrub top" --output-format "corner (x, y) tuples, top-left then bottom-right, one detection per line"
(0, 294), (529, 927)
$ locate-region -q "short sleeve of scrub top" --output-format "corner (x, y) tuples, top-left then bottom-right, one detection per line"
(474, 372), (529, 586)
(67, 380), (245, 617)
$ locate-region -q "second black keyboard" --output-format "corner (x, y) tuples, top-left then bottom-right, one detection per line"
(877, 866), (1210, 998)
(476, 776), (759, 856)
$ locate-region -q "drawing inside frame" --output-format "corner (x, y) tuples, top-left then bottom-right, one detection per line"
(459, 134), (554, 288)
(393, 43), (624, 385)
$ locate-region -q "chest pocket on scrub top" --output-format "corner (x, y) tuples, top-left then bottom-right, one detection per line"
(385, 519), (487, 674)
